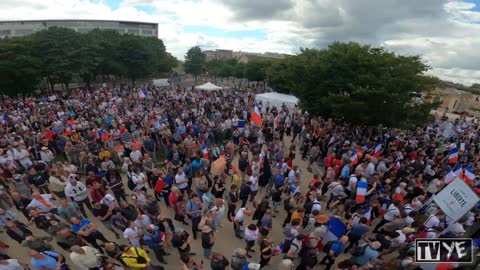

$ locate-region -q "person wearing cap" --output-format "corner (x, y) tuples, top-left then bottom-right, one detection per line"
(351, 240), (382, 267)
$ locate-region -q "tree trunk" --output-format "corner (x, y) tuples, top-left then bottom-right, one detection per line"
(194, 75), (197, 85)
(47, 75), (55, 92)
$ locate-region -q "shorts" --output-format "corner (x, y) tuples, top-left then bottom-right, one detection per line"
(250, 190), (258, 200)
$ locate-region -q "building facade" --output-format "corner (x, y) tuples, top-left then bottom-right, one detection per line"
(204, 49), (234, 61)
(0, 20), (158, 38)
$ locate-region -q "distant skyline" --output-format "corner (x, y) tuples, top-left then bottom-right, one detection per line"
(0, 0), (479, 85)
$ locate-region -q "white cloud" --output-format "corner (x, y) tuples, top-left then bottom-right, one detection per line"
(0, 0), (479, 85)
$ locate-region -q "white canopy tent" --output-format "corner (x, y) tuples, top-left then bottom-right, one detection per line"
(152, 79), (170, 87)
(196, 82), (223, 91)
(255, 92), (299, 108)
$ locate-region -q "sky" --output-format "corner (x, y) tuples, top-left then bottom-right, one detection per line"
(0, 0), (480, 85)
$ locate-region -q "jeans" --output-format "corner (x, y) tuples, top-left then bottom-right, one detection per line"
(234, 222), (243, 238)
(191, 216), (201, 239)
(203, 247), (212, 258)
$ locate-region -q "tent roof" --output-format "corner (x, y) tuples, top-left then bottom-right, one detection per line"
(255, 92), (299, 108)
(196, 82), (223, 91)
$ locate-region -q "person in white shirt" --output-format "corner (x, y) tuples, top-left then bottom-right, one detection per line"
(27, 192), (57, 213)
(64, 179), (91, 217)
(346, 173), (359, 198)
(244, 223), (259, 258)
(129, 149), (142, 164)
(424, 211), (445, 229)
(131, 168), (147, 192)
(40, 147), (55, 164)
(0, 258), (25, 270)
(233, 208), (252, 238)
(249, 173), (259, 204)
(311, 195), (322, 213)
(69, 245), (101, 270)
(123, 221), (142, 247)
(174, 168), (188, 192)
(13, 145), (32, 170)
(373, 201), (400, 233)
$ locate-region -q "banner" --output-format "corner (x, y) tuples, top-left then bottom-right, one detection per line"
(433, 177), (480, 221)
(211, 155), (226, 175)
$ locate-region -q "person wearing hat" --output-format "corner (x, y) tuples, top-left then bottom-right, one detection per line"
(201, 225), (215, 259)
(351, 241), (382, 267)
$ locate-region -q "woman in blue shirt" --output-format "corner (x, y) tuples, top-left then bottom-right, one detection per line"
(352, 241), (381, 266)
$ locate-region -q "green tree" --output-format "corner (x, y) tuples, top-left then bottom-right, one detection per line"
(206, 59), (223, 83)
(267, 42), (439, 127)
(0, 37), (42, 96)
(245, 59), (273, 87)
(117, 35), (156, 84)
(184, 46), (206, 84)
(85, 29), (126, 85)
(31, 27), (87, 91)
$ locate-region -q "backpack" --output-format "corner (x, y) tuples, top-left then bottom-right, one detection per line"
(127, 177), (136, 191)
(302, 235), (320, 249)
(350, 244), (368, 256)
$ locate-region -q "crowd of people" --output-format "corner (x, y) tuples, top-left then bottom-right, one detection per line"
(0, 84), (479, 270)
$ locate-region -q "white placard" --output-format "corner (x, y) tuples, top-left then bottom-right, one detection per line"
(460, 143), (465, 151)
(433, 178), (480, 221)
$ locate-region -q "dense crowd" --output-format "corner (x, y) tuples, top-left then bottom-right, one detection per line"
(0, 84), (479, 270)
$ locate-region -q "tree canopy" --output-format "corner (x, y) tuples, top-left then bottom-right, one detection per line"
(267, 42), (439, 127)
(0, 27), (177, 95)
(184, 46), (206, 84)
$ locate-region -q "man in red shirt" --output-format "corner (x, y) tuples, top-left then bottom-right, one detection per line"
(86, 171), (102, 188)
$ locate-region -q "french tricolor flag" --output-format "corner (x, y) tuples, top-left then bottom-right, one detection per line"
(373, 142), (383, 158)
(448, 148), (459, 164)
(464, 166), (475, 185)
(394, 159), (401, 170)
(453, 163), (463, 179)
(350, 152), (358, 165)
(250, 103), (262, 128)
(355, 179), (368, 203)
(137, 87), (148, 99)
(444, 169), (456, 184)
(201, 142), (209, 159)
